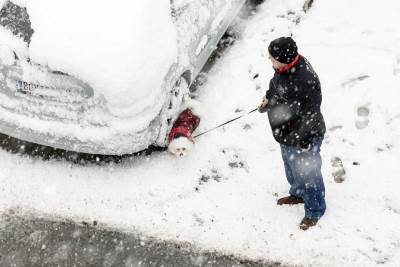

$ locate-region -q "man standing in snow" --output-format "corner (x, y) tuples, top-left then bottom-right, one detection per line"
(259, 37), (326, 230)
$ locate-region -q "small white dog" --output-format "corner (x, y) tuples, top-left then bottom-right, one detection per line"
(167, 98), (204, 157)
(168, 135), (194, 157)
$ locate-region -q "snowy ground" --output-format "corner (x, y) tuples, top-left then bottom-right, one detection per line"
(1, 0), (400, 266)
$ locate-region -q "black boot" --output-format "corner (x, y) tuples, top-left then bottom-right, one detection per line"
(277, 195), (304, 205)
(299, 217), (318, 230)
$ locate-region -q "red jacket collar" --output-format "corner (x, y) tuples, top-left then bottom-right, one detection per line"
(277, 54), (301, 74)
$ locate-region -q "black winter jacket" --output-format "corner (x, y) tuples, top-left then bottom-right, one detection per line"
(265, 55), (326, 148)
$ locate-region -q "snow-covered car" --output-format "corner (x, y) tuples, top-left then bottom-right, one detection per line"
(0, 0), (246, 155)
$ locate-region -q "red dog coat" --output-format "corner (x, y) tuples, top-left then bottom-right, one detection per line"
(168, 108), (201, 143)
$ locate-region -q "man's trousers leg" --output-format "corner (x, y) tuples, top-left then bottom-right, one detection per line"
(280, 138), (326, 219)
(281, 144), (303, 198)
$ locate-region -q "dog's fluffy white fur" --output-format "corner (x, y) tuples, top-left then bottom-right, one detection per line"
(168, 136), (194, 157)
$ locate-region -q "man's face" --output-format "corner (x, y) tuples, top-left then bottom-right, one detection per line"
(268, 53), (287, 70)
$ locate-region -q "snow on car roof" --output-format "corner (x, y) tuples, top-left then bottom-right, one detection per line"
(25, 0), (177, 119)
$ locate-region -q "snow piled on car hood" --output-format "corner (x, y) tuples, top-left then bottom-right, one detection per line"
(26, 0), (177, 118)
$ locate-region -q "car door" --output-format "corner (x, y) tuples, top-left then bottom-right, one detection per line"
(171, 0), (246, 82)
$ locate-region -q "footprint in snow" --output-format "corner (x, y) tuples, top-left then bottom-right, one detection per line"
(376, 143), (394, 153)
(195, 148), (248, 191)
(394, 55), (400, 76)
(303, 0), (314, 13)
(247, 66), (262, 91)
(221, 148), (249, 172)
(355, 105), (370, 130)
(341, 75), (370, 88)
(242, 123), (252, 131)
(328, 125), (343, 132)
(331, 156), (346, 183)
(196, 168), (224, 191)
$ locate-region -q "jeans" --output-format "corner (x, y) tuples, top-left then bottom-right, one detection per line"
(280, 138), (326, 219)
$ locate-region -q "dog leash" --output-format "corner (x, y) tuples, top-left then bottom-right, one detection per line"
(193, 108), (258, 139)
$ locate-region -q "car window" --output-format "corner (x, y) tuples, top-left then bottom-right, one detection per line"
(0, 1), (34, 44)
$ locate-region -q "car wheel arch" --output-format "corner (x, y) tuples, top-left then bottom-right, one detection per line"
(180, 70), (191, 86)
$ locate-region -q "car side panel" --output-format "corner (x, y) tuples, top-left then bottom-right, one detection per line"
(172, 0), (246, 83)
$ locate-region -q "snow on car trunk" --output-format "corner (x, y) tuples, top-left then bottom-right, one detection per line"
(26, 0), (177, 119)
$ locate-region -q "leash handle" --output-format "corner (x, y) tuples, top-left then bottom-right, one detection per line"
(193, 108), (258, 139)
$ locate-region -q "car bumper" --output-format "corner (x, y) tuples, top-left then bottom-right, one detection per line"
(0, 106), (163, 155)
(0, 61), (185, 155)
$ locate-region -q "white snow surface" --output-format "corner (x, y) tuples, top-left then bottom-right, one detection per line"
(26, 0), (177, 118)
(0, 27), (28, 61)
(1, 0), (400, 266)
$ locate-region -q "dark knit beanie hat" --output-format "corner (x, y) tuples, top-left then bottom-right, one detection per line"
(268, 37), (298, 64)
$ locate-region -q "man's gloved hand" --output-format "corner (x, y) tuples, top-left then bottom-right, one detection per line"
(258, 96), (269, 113)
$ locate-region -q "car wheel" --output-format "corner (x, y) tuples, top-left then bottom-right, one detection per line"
(155, 73), (191, 146)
